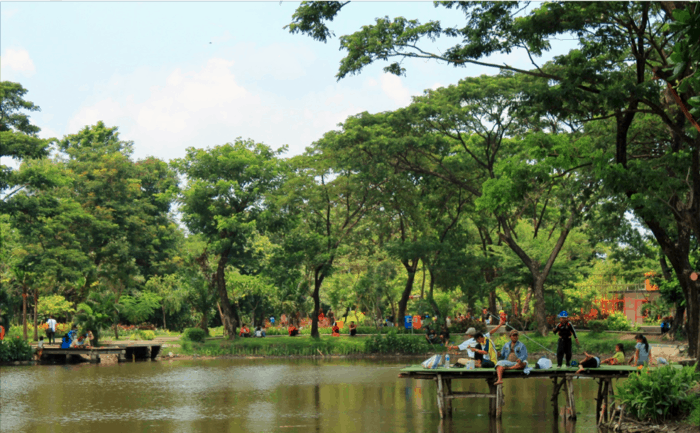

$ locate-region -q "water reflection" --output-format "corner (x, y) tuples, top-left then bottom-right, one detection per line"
(1, 359), (603, 433)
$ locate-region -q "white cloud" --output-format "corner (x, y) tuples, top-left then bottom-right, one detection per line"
(1, 48), (36, 75)
(67, 98), (125, 133)
(379, 73), (411, 107)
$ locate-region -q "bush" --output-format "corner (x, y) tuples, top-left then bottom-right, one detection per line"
(0, 337), (33, 362)
(364, 329), (432, 354)
(183, 328), (207, 342)
(689, 395), (700, 426)
(138, 330), (155, 340)
(605, 312), (632, 331)
(587, 320), (607, 333)
(449, 318), (487, 334)
(616, 366), (699, 421)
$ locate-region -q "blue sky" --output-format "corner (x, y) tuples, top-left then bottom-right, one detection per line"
(1, 1), (574, 163)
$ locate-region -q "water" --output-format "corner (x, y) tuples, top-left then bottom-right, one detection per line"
(1, 358), (605, 432)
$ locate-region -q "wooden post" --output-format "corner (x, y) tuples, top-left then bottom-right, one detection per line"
(487, 379), (496, 417)
(595, 379), (603, 424)
(551, 377), (560, 417)
(495, 384), (504, 419)
(445, 378), (453, 417)
(436, 374), (445, 419)
(607, 378), (615, 421)
(565, 376), (577, 420)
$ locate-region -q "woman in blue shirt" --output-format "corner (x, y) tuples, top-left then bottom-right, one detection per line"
(629, 334), (653, 366)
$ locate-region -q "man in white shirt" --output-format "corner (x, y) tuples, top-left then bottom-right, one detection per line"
(448, 320), (505, 358)
(46, 316), (57, 344)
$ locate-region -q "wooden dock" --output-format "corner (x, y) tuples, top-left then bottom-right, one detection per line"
(398, 365), (640, 422)
(41, 343), (161, 363)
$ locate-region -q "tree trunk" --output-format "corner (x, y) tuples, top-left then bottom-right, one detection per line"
(532, 276), (548, 336)
(670, 304), (684, 338)
(162, 305), (167, 331)
(643, 218), (700, 361)
(397, 259), (418, 328)
(215, 250), (239, 339)
(489, 291), (497, 319)
(310, 267), (326, 339)
(33, 288), (38, 342)
(199, 310), (209, 335)
(22, 285), (27, 340)
(522, 286), (533, 317)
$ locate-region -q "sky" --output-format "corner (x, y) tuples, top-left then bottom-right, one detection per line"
(1, 1), (575, 164)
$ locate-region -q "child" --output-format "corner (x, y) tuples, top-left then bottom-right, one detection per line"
(600, 344), (625, 365)
(35, 336), (44, 360)
(629, 334), (653, 366)
(239, 324), (251, 338)
(575, 351), (600, 374)
(331, 322), (340, 337)
(288, 323), (299, 337)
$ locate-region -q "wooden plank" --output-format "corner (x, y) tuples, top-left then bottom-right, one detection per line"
(566, 377), (577, 420)
(445, 379), (453, 417)
(487, 379), (496, 417)
(445, 392), (496, 399)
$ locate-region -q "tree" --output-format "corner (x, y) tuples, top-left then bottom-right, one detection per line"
(172, 139), (287, 339)
(57, 122), (181, 338)
(289, 1), (700, 357)
(0, 81), (50, 197)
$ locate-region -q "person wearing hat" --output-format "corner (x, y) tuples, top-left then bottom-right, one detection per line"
(553, 311), (579, 368)
(494, 330), (529, 384)
(448, 320), (504, 358)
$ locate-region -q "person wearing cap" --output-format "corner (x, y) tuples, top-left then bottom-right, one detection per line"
(448, 320), (504, 358)
(553, 311), (579, 368)
(494, 330), (528, 385)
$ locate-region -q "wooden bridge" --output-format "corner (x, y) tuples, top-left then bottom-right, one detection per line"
(398, 365), (641, 423)
(41, 344), (161, 363)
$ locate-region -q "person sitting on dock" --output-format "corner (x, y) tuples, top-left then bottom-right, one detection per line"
(629, 334), (653, 366)
(331, 322), (340, 337)
(447, 320), (504, 358)
(600, 343), (625, 365)
(70, 335), (86, 348)
(494, 330), (528, 385)
(349, 321), (357, 337)
(575, 351), (600, 375)
(240, 324), (251, 338)
(473, 332), (497, 368)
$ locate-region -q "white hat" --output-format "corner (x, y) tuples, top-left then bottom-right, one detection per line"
(465, 327), (477, 335)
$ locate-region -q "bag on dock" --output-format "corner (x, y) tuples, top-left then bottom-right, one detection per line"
(421, 354), (444, 369)
(535, 358), (552, 369)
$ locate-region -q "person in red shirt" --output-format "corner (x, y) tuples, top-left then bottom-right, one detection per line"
(288, 323), (299, 337)
(239, 324), (251, 338)
(331, 322), (340, 337)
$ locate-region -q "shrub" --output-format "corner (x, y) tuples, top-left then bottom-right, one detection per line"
(605, 312), (632, 331)
(616, 366), (700, 421)
(0, 337), (33, 362)
(449, 318), (487, 334)
(689, 395), (700, 426)
(587, 320), (607, 333)
(364, 329), (431, 354)
(183, 328), (207, 342)
(138, 330), (155, 340)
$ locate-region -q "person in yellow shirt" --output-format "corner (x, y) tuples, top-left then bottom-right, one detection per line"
(600, 343), (625, 365)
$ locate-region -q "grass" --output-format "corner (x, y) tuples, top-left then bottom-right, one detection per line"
(177, 336), (370, 357)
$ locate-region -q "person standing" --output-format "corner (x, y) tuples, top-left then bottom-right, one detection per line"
(46, 316), (57, 345)
(552, 311), (579, 368)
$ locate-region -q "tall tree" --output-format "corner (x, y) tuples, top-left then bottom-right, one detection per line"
(172, 139), (286, 339)
(0, 81), (50, 198)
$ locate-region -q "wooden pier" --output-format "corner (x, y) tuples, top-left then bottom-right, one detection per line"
(41, 343), (161, 363)
(398, 365), (639, 421)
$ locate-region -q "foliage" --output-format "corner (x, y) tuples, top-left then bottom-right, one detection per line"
(450, 318), (487, 334)
(37, 295), (75, 321)
(604, 312), (632, 332)
(74, 291), (119, 345)
(183, 327), (207, 342)
(138, 330), (155, 340)
(587, 320), (607, 334)
(180, 336), (372, 357)
(0, 336), (33, 362)
(616, 366), (700, 421)
(364, 329), (432, 354)
(689, 395), (700, 426)
(120, 292), (162, 324)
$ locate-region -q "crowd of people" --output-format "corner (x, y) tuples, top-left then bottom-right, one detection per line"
(438, 310), (658, 383)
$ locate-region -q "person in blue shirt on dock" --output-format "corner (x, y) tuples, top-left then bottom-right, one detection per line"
(494, 330), (528, 385)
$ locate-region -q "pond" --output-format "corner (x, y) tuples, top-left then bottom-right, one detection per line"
(1, 358), (606, 432)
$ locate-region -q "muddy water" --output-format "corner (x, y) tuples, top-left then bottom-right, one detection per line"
(1, 358), (604, 432)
